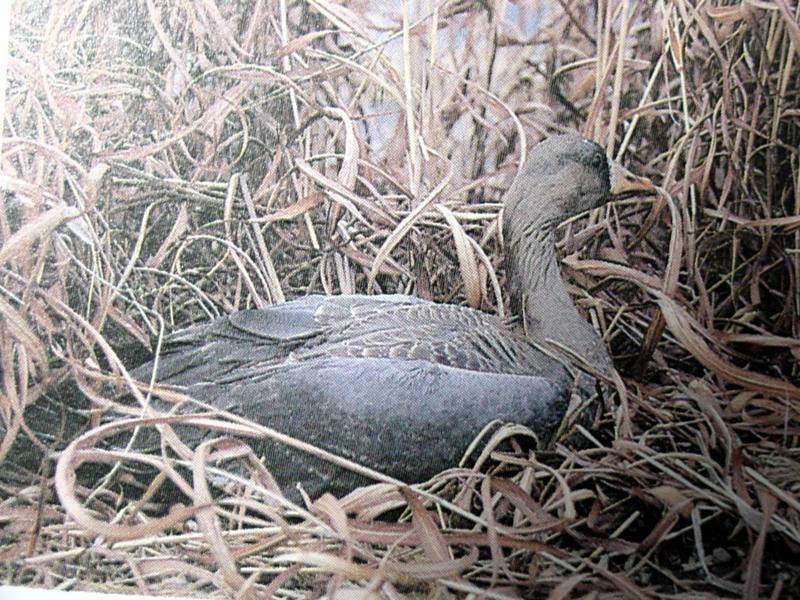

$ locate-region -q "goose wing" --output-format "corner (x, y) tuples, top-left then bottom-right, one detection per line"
(128, 295), (573, 496)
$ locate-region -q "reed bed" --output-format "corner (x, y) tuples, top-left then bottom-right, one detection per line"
(1, 0), (799, 597)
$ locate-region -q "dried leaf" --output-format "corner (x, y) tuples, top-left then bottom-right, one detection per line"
(0, 205), (81, 265)
(436, 204), (482, 308)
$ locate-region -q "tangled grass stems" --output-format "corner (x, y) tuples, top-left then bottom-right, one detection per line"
(1, 0), (799, 597)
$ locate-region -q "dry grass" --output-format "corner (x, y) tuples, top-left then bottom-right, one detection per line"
(2, 0), (799, 598)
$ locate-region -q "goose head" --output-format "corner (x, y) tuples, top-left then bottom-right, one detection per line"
(503, 134), (656, 232)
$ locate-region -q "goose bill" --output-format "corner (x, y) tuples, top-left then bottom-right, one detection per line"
(608, 159), (657, 198)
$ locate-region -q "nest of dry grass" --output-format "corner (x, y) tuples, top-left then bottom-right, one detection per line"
(2, 0), (800, 598)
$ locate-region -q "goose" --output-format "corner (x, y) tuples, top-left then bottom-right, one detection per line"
(119, 134), (656, 499)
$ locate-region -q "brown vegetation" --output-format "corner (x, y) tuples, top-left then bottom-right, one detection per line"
(2, 0), (799, 597)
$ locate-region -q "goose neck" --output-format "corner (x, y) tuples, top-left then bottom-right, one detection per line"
(506, 220), (612, 374)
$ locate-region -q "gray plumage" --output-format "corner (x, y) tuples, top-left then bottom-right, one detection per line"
(126, 135), (656, 499)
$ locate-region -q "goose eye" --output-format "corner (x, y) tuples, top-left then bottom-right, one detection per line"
(591, 154), (604, 170)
